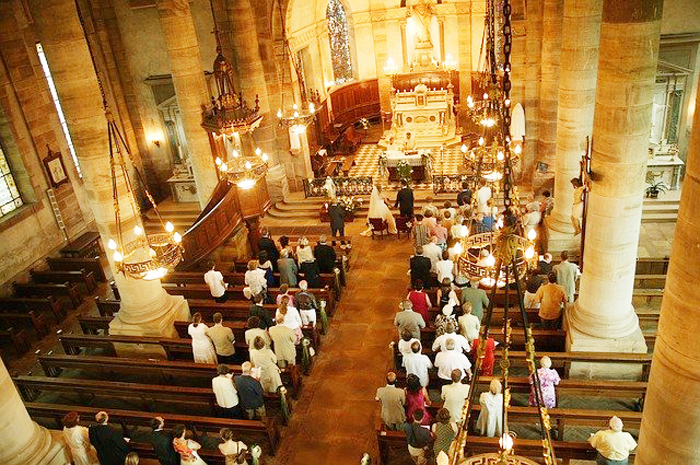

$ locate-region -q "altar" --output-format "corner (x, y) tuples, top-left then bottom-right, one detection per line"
(388, 83), (456, 148)
(384, 150), (430, 182)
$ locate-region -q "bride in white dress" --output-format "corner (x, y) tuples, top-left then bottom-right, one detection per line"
(361, 185), (397, 235)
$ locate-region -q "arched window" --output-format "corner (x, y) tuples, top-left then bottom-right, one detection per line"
(326, 0), (353, 84)
(0, 142), (23, 217)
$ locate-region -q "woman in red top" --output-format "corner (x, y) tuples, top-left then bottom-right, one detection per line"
(472, 337), (497, 375)
(406, 280), (431, 322)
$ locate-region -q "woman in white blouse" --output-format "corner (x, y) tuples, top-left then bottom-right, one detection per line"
(276, 296), (303, 343)
(62, 411), (99, 465)
(188, 312), (217, 364)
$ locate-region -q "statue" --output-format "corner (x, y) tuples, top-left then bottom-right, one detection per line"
(407, 0), (437, 46)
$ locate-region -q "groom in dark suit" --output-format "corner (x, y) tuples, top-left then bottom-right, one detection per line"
(88, 411), (129, 465)
(147, 417), (179, 465)
(394, 180), (414, 217)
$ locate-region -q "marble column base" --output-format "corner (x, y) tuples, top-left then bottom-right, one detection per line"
(6, 424), (71, 465)
(565, 316), (647, 380)
(546, 217), (581, 256)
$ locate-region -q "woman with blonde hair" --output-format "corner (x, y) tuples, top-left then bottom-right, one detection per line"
(250, 336), (283, 393)
(124, 452), (139, 465)
(476, 379), (503, 437)
(218, 428), (248, 465)
(528, 355), (561, 408)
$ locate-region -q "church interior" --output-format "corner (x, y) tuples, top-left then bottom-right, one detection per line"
(0, 0), (699, 464)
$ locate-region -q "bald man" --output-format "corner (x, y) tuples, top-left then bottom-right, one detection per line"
(375, 372), (406, 430)
(589, 416), (637, 465)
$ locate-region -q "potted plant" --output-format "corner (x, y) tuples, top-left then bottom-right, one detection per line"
(645, 172), (668, 199)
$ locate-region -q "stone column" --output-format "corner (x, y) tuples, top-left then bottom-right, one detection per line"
(547, 0), (602, 251)
(566, 0), (662, 366)
(532, 0), (563, 190)
(521, 0), (544, 182)
(371, 18), (392, 113)
(635, 81), (700, 465)
(456, 1), (473, 116)
(156, 0), (218, 207)
(226, 0), (277, 163)
(0, 357), (69, 464)
(32, 0), (189, 339)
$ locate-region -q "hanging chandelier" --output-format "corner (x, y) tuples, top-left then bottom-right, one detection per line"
(447, 1), (557, 463)
(276, 0), (316, 131)
(215, 147), (269, 190)
(105, 112), (183, 281)
(73, 0), (183, 282)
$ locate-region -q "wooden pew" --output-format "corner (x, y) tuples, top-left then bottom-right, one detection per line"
(59, 231), (102, 258)
(0, 327), (30, 355)
(635, 257), (669, 275)
(164, 284), (337, 314)
(46, 256), (107, 282)
(26, 402), (281, 455)
(37, 354), (301, 398)
(30, 268), (97, 293)
(415, 327), (566, 352)
(13, 281), (81, 308)
(13, 375), (284, 419)
(0, 309), (49, 337)
(376, 407), (641, 465)
(0, 296), (65, 323)
(95, 297), (120, 317)
(164, 270), (342, 299)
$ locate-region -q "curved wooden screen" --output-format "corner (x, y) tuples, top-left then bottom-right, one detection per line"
(329, 79), (381, 130)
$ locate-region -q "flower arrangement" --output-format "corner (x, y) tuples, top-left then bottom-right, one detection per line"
(396, 160), (413, 182)
(359, 117), (370, 130)
(332, 195), (362, 213)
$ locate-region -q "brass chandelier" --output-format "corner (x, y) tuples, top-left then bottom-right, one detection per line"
(74, 0), (183, 281)
(215, 147), (269, 190)
(447, 0), (557, 463)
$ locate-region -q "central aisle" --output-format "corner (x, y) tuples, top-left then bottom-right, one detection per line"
(269, 227), (415, 464)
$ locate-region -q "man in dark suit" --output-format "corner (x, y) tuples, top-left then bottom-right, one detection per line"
(234, 362), (266, 420)
(88, 411), (129, 465)
(409, 246), (433, 289)
(328, 202), (346, 238)
(314, 235), (337, 273)
(456, 180), (472, 207)
(258, 228), (279, 270)
(394, 180), (414, 217)
(147, 417), (179, 465)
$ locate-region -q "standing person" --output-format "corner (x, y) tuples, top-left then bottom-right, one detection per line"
(207, 313), (235, 363)
(538, 252), (553, 275)
(436, 279), (458, 312)
(431, 218), (448, 250)
(257, 228), (279, 271)
(406, 280), (431, 323)
(394, 300), (426, 339)
(125, 453), (139, 465)
(277, 249), (298, 286)
(435, 339), (472, 382)
(476, 181), (492, 215)
(188, 313), (217, 364)
(234, 362), (266, 420)
(553, 250), (581, 303)
(313, 235), (337, 274)
(250, 336), (283, 393)
(528, 356), (561, 408)
(472, 336), (497, 376)
(249, 294), (274, 329)
(411, 214), (430, 248)
(457, 302), (481, 344)
(276, 296), (304, 341)
(257, 251), (275, 289)
(172, 425), (207, 465)
(394, 179), (415, 217)
(62, 411), (99, 465)
(441, 369), (471, 424)
(268, 315), (297, 367)
(88, 411), (130, 465)
(147, 417), (179, 465)
(218, 429), (248, 465)
(431, 408), (457, 458)
(328, 201), (347, 242)
(404, 373), (431, 426)
(589, 417), (637, 465)
(540, 190), (554, 217)
(570, 177), (586, 235)
(456, 181), (472, 207)
(434, 302), (458, 338)
(375, 371), (406, 430)
(244, 260), (268, 303)
(212, 364), (241, 418)
(403, 411), (432, 465)
(244, 316), (271, 350)
(296, 237), (321, 288)
(404, 131), (417, 151)
(295, 281), (318, 328)
(534, 272), (568, 329)
(278, 236), (294, 258)
(422, 237), (443, 275)
(402, 341), (432, 388)
(435, 251), (455, 284)
(460, 280), (490, 321)
(524, 270), (543, 310)
(203, 261), (228, 303)
(410, 247), (432, 290)
(275, 284), (295, 307)
(432, 321), (469, 354)
(476, 380), (503, 437)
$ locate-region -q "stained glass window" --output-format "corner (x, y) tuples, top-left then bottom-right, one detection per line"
(326, 0), (353, 84)
(0, 142), (23, 217)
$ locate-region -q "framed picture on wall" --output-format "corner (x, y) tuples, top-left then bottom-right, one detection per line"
(43, 146), (69, 188)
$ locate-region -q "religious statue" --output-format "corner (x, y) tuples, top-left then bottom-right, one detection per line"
(407, 0), (437, 46)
